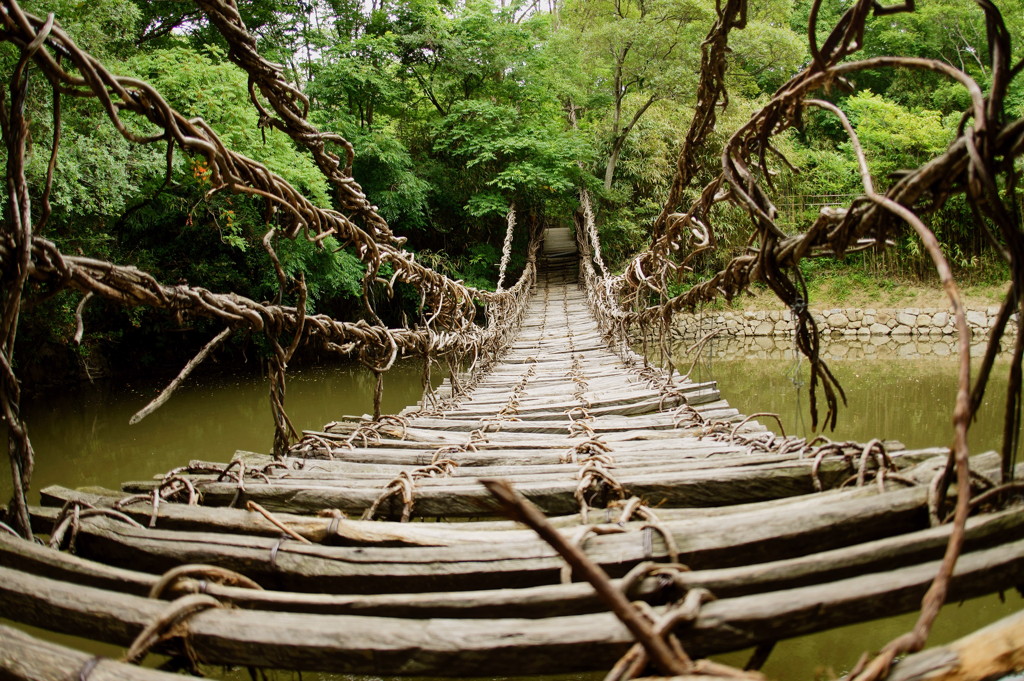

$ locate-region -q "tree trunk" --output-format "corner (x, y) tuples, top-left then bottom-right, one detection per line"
(604, 136), (626, 190)
(603, 94), (657, 191)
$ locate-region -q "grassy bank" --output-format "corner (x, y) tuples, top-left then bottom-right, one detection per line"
(726, 267), (1009, 312)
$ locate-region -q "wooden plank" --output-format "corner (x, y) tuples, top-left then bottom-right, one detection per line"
(40, 476), (922, 541)
(0, 625), (184, 681)
(5, 507), (1021, 619)
(34, 484), (934, 592)
(0, 539), (1021, 676)
(119, 448), (938, 518)
(442, 391), (705, 418)
(885, 610), (1024, 681)
(157, 447), (935, 493)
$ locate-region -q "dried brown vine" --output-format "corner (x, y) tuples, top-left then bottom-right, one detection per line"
(0, 0), (537, 531)
(0, 2), (1021, 679)
(574, 1), (1022, 679)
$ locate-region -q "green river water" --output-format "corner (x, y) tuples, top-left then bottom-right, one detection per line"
(2, 334), (1022, 680)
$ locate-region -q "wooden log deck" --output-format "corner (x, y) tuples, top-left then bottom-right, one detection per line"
(2, 228), (1023, 677)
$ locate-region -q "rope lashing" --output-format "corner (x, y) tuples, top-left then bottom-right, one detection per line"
(113, 480), (196, 529)
(269, 535), (291, 569)
(123, 593), (222, 667)
(495, 203), (516, 291)
(574, 460), (627, 524)
(604, 586), (719, 681)
(75, 656), (107, 681)
(362, 471), (417, 522)
(618, 561), (693, 600)
(149, 564), (264, 600)
(559, 519), (680, 585)
(567, 418), (597, 440)
(49, 501), (144, 552)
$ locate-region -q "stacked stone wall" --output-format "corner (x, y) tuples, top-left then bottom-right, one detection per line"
(674, 306), (1015, 339)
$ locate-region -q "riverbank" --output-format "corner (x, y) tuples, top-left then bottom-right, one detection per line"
(674, 305), (1014, 339)
(731, 277), (1008, 312)
(674, 281), (1013, 340)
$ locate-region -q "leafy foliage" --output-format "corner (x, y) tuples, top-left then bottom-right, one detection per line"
(842, 92), (954, 185)
(6, 0), (1017, 381)
(128, 44), (331, 206)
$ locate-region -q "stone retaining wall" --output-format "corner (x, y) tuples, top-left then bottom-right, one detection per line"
(674, 306), (1015, 339)
(678, 334), (986, 361)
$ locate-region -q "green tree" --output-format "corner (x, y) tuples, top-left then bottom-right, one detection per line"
(857, 0), (1024, 114)
(842, 91), (954, 185)
(559, 0), (712, 190)
(128, 44), (330, 204)
(729, 0), (805, 96)
(341, 0), (587, 262)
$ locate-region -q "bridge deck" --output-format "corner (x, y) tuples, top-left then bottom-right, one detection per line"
(1, 229), (1023, 678)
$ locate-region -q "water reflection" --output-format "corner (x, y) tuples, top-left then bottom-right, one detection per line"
(682, 333), (977, 361)
(2, 359), (439, 501)
(678, 334), (1023, 456)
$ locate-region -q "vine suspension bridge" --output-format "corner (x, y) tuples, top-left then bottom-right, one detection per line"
(2, 228), (1023, 680)
(1, 0), (1024, 679)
